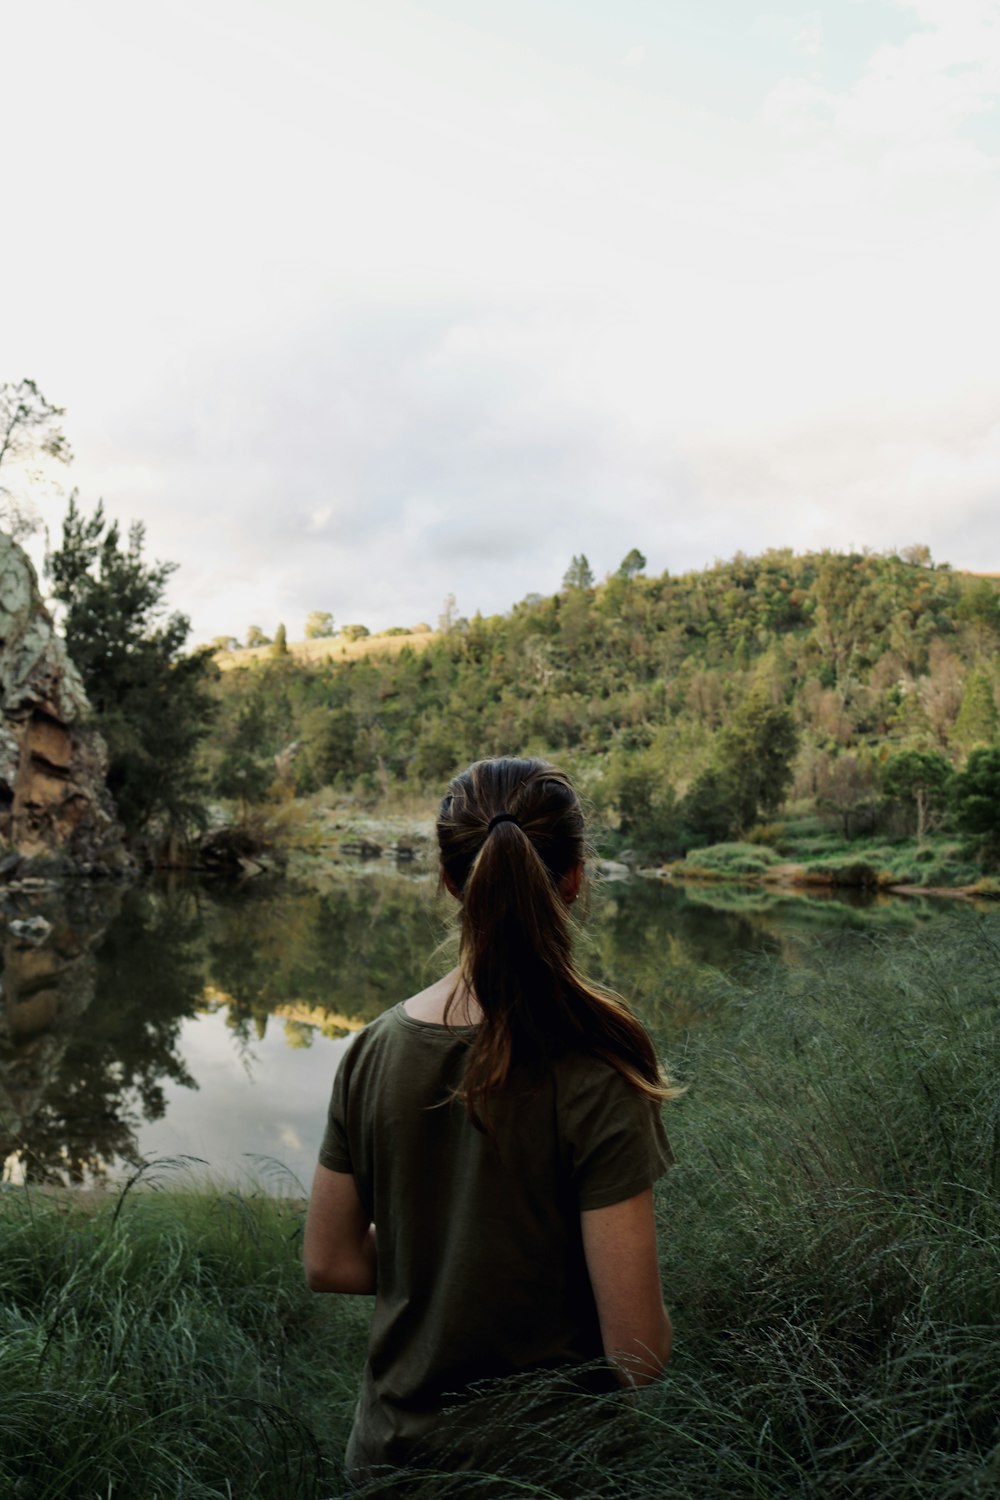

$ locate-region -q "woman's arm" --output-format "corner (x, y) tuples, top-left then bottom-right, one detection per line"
(303, 1163), (377, 1294)
(580, 1187), (672, 1387)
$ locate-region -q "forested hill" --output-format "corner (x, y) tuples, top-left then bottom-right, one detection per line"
(208, 548), (1000, 858)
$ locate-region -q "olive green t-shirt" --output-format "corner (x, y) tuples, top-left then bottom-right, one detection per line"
(319, 1002), (673, 1474)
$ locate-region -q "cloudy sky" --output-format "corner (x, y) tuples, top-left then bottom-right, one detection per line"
(3, 0), (999, 644)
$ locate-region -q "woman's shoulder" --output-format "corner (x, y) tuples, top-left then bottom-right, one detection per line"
(338, 1006), (402, 1066)
(551, 1048), (645, 1107)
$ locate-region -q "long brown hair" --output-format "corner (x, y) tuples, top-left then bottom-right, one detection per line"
(437, 756), (673, 1125)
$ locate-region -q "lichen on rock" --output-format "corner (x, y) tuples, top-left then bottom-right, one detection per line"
(0, 530), (129, 874)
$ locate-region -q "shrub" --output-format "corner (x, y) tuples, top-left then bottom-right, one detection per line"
(745, 821), (787, 848)
(804, 858), (881, 886)
(679, 842), (781, 877)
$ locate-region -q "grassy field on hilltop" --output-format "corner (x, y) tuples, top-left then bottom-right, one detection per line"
(215, 628), (439, 671)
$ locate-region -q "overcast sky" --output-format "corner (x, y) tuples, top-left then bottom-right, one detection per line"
(3, 0), (999, 644)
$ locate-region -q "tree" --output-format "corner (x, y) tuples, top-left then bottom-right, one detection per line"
(304, 610), (335, 639)
(715, 688), (798, 828)
(811, 554), (880, 689)
(604, 742), (680, 856)
(816, 752), (878, 840)
(271, 623), (289, 657)
(617, 548), (647, 580)
(950, 747), (1000, 856)
(300, 706), (361, 787)
(956, 579), (1000, 652)
(340, 624), (370, 642)
(562, 554), (594, 590)
(46, 494), (214, 839)
(214, 705), (276, 819)
(438, 593), (458, 634)
(953, 669), (998, 750)
(679, 767), (740, 847)
(879, 749), (953, 843)
(246, 624), (271, 648)
(0, 378), (73, 538)
(898, 543), (933, 568)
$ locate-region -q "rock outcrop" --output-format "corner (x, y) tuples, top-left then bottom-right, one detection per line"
(0, 530), (129, 873)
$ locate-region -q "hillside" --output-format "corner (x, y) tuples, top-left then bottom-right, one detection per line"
(204, 549), (1000, 868)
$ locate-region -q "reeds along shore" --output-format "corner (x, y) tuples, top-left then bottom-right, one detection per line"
(2, 915), (999, 1499)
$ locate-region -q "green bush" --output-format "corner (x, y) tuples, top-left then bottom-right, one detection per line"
(745, 821), (787, 848)
(679, 842), (781, 877)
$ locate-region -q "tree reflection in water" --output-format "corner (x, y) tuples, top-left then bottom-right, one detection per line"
(0, 873), (449, 1186)
(0, 884), (203, 1186)
(0, 868), (935, 1187)
(204, 873), (445, 1041)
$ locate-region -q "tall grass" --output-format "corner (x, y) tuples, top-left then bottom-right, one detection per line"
(646, 914), (1000, 1499)
(0, 1172), (369, 1498)
(2, 917), (998, 1497)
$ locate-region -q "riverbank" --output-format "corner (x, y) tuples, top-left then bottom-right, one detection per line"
(4, 917), (998, 1498)
(274, 798), (999, 901)
(651, 834), (1000, 901)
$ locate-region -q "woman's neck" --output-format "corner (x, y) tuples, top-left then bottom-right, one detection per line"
(402, 967), (483, 1026)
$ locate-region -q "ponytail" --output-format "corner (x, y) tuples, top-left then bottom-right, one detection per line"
(437, 758), (673, 1127)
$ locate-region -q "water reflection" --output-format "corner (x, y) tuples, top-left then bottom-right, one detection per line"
(0, 870), (952, 1188)
(1, 885), (203, 1185)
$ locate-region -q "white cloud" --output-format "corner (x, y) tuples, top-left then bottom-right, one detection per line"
(754, 13), (823, 59)
(764, 0), (1000, 170)
(761, 76), (836, 134)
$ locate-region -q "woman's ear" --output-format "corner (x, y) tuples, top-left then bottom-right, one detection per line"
(440, 865), (462, 900)
(559, 861), (584, 905)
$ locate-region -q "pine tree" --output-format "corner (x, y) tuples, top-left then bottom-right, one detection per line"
(46, 494), (214, 838)
(562, 554), (595, 590)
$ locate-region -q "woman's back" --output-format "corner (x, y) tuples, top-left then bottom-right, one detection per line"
(320, 996), (671, 1469)
(305, 756), (676, 1481)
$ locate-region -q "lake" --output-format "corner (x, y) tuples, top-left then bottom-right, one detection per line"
(0, 867), (957, 1192)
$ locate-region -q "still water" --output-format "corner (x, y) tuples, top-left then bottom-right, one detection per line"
(0, 869), (954, 1191)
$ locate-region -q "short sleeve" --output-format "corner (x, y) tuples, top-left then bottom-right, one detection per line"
(318, 1047), (354, 1173)
(561, 1060), (674, 1212)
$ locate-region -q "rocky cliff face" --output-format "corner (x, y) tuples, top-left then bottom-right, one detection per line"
(0, 531), (129, 873)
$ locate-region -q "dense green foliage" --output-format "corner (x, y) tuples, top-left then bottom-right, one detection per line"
(950, 747), (1000, 855)
(879, 748), (953, 842)
(46, 495), (215, 840)
(3, 917), (998, 1496)
(209, 549), (1000, 862)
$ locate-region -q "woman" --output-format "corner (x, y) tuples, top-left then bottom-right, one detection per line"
(304, 756), (675, 1482)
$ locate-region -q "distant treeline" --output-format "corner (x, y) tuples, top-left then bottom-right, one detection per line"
(206, 548), (1000, 859)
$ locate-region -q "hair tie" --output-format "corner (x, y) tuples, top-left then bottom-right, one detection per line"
(486, 812), (521, 834)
